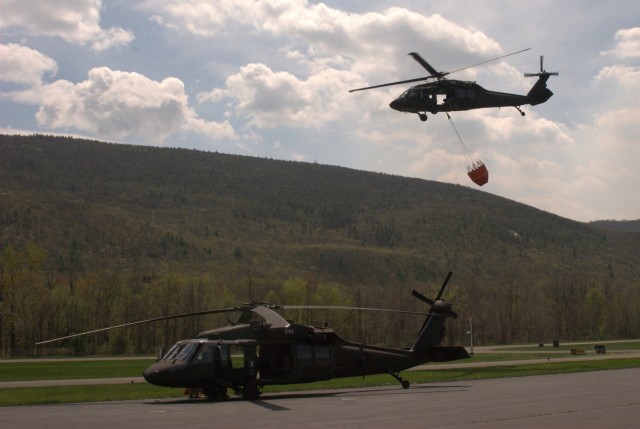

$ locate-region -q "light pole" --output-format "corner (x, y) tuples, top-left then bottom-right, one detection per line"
(466, 316), (474, 356)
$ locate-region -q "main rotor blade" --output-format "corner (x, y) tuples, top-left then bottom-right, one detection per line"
(524, 72), (559, 77)
(36, 306), (241, 345)
(284, 305), (456, 320)
(436, 271), (453, 301)
(282, 305), (428, 316)
(411, 289), (434, 305)
(350, 48), (530, 93)
(447, 48), (531, 75)
(408, 52), (442, 77)
(349, 76), (432, 92)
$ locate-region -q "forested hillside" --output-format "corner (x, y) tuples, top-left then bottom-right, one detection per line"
(590, 219), (640, 232)
(1, 134), (638, 356)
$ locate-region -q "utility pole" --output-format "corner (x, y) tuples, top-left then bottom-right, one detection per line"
(466, 316), (474, 356)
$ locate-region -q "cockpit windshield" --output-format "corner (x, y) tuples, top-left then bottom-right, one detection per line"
(161, 343), (183, 361)
(161, 342), (200, 362)
(175, 343), (199, 362)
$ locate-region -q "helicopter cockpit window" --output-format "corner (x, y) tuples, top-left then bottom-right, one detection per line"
(175, 342), (199, 362)
(456, 88), (466, 98)
(219, 345), (231, 368)
(162, 344), (183, 361)
(194, 344), (214, 364)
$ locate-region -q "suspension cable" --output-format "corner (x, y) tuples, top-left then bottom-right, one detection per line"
(446, 112), (473, 166)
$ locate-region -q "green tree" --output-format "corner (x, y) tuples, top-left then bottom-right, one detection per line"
(582, 287), (606, 337)
(282, 278), (309, 324)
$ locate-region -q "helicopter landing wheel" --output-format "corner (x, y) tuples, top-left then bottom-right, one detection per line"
(515, 106), (525, 117)
(418, 113), (428, 122)
(202, 384), (228, 400)
(390, 371), (410, 389)
(242, 382), (262, 400)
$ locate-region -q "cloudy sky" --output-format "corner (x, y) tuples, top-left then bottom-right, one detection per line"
(1, 1), (639, 222)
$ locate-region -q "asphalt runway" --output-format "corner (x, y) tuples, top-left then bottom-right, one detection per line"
(3, 368), (639, 429)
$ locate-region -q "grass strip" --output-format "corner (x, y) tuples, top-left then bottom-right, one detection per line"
(0, 359), (155, 381)
(494, 341), (640, 352)
(2, 357), (638, 406)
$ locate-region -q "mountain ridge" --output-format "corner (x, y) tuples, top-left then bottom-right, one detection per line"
(1, 134), (638, 354)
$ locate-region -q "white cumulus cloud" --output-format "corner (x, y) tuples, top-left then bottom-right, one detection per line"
(200, 63), (363, 129)
(8, 66), (236, 143)
(0, 43), (58, 86)
(0, 0), (133, 51)
(603, 27), (640, 58)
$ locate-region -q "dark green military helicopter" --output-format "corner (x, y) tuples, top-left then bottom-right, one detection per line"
(37, 272), (469, 400)
(350, 49), (558, 121)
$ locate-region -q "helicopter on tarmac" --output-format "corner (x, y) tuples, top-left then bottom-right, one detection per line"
(37, 272), (469, 400)
(350, 49), (558, 122)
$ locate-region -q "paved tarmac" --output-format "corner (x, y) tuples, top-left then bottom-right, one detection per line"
(3, 368), (639, 429)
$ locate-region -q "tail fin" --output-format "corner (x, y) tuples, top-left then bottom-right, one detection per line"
(411, 272), (459, 353)
(525, 55), (558, 106)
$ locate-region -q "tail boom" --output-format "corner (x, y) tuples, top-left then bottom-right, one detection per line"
(525, 56), (558, 106)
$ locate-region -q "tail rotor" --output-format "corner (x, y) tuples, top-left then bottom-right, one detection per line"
(524, 55), (559, 77)
(412, 271), (457, 318)
(410, 271), (459, 352)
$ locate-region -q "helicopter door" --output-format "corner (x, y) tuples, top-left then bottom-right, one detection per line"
(465, 88), (477, 108)
(189, 343), (216, 383)
(437, 89), (458, 110)
(244, 345), (258, 378)
(420, 89), (437, 113)
(293, 345), (332, 382)
(216, 344), (254, 386)
(257, 344), (294, 381)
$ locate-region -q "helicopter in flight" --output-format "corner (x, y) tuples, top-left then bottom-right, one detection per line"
(37, 272), (469, 400)
(350, 49), (558, 122)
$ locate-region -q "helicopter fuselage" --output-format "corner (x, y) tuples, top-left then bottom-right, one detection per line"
(388, 79), (542, 116)
(350, 51), (557, 122)
(142, 320), (469, 399)
(37, 273), (469, 401)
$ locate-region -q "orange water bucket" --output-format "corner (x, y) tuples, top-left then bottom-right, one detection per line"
(467, 161), (489, 186)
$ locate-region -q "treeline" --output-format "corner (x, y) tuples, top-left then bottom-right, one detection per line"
(2, 243), (638, 357)
(1, 135), (639, 356)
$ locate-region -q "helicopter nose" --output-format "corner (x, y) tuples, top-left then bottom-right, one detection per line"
(143, 362), (172, 386)
(389, 98), (403, 111)
(143, 361), (189, 387)
(142, 366), (161, 385)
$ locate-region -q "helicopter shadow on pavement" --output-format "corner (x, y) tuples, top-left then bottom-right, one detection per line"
(144, 390), (343, 411)
(145, 383), (470, 411)
(251, 384), (470, 411)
